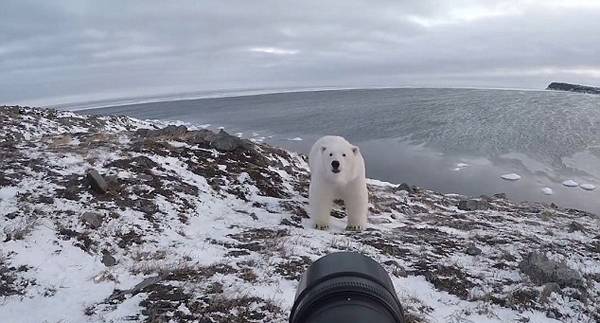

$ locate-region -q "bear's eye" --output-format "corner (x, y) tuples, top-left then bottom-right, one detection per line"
(329, 153), (333, 157)
(342, 153), (346, 157)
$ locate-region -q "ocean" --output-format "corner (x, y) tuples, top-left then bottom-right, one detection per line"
(81, 88), (600, 214)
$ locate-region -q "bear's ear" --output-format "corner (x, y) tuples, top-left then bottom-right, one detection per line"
(321, 146), (327, 152)
(352, 146), (359, 155)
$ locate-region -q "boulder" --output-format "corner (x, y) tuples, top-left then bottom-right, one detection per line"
(458, 198), (489, 211)
(539, 283), (560, 304)
(519, 252), (583, 288)
(81, 212), (103, 229)
(568, 221), (586, 233)
(465, 243), (482, 256)
(137, 125), (188, 138)
(130, 155), (158, 169)
(493, 193), (507, 199)
(211, 129), (252, 152)
(101, 250), (117, 267)
(397, 183), (415, 194)
(86, 169), (108, 193)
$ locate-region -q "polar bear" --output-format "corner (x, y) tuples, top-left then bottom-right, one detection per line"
(308, 136), (368, 231)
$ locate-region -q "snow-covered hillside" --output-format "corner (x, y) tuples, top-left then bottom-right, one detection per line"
(1, 106), (599, 322)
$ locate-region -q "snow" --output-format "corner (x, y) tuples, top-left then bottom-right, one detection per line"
(500, 173), (521, 181)
(0, 226), (127, 323)
(287, 137), (303, 141)
(0, 186), (18, 201)
(1, 106), (598, 323)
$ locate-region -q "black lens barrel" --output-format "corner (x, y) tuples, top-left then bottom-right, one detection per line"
(290, 252), (404, 323)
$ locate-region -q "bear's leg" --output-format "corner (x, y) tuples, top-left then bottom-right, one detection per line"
(309, 184), (333, 230)
(344, 186), (368, 231)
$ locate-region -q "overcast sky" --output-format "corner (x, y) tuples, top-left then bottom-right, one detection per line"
(2, 0), (600, 106)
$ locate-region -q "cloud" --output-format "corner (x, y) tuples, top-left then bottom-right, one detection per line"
(0, 0), (599, 106)
(249, 47), (299, 55)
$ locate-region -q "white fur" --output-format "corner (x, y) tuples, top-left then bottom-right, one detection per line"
(308, 136), (368, 229)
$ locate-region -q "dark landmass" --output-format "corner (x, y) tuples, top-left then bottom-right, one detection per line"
(546, 82), (600, 94)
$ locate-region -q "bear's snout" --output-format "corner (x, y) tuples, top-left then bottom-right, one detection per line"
(331, 160), (340, 173)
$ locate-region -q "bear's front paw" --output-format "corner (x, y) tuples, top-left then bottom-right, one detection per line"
(346, 224), (363, 231)
(315, 223), (329, 230)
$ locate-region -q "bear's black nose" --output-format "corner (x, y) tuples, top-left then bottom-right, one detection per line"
(331, 160), (340, 169)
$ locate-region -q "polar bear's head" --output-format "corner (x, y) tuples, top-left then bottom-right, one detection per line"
(319, 142), (361, 185)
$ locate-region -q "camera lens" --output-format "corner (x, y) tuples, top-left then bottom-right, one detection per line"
(289, 252), (404, 323)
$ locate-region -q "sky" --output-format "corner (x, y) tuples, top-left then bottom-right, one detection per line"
(2, 0), (600, 107)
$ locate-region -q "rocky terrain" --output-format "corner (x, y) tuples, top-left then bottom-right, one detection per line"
(1, 105), (599, 323)
(547, 82), (600, 95)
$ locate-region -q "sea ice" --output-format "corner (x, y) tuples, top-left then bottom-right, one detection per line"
(541, 187), (554, 195)
(287, 137), (303, 141)
(501, 173), (521, 181)
(580, 183), (596, 191)
(562, 180), (579, 187)
(453, 163), (470, 171)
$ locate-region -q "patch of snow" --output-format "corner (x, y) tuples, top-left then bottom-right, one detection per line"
(0, 186), (18, 201)
(167, 141), (189, 148)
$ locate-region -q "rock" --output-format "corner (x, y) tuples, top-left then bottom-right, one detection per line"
(383, 260), (407, 277)
(397, 183), (415, 194)
(130, 156), (158, 169)
(109, 275), (163, 301)
(101, 250), (117, 267)
(493, 193), (507, 199)
(519, 252), (584, 288)
(330, 209), (345, 219)
(547, 82), (600, 95)
(458, 198), (489, 211)
(568, 221), (586, 233)
(540, 210), (555, 221)
(479, 195), (492, 202)
(81, 212), (103, 229)
(139, 174), (154, 181)
(465, 243), (482, 256)
(562, 180), (579, 187)
(501, 173), (521, 181)
(539, 283), (560, 304)
(86, 169), (108, 193)
(212, 129), (251, 152)
(137, 125), (188, 138)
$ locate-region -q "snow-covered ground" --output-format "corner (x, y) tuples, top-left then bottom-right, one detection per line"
(1, 106), (599, 322)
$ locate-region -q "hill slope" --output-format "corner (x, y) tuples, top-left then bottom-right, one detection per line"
(1, 106), (599, 322)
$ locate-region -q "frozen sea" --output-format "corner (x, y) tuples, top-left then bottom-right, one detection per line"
(81, 87), (600, 214)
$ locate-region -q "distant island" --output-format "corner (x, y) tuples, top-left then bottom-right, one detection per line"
(546, 82), (600, 94)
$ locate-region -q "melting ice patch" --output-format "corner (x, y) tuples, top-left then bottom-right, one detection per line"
(501, 173), (522, 181)
(562, 180), (579, 187)
(452, 163), (470, 171)
(541, 187), (554, 195)
(580, 183), (596, 191)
